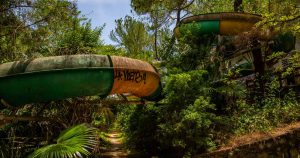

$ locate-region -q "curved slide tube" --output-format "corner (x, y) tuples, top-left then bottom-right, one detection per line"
(0, 55), (162, 105)
(174, 12), (262, 37)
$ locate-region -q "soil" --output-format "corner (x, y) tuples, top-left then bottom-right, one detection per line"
(100, 132), (146, 158)
(100, 132), (128, 158)
(208, 121), (300, 154)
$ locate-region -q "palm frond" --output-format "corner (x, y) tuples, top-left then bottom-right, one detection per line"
(29, 124), (98, 158)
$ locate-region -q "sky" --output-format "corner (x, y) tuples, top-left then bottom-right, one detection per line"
(77, 0), (133, 45)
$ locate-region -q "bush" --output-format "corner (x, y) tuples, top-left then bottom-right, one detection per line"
(117, 70), (226, 156)
(116, 104), (160, 155)
(158, 96), (221, 156)
(116, 70), (300, 157)
(233, 91), (300, 134)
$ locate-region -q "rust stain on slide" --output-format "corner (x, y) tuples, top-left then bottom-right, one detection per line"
(110, 56), (160, 97)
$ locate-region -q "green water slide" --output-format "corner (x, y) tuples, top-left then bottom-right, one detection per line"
(0, 55), (162, 106)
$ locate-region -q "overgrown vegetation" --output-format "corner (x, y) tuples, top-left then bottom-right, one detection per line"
(29, 124), (98, 158)
(0, 0), (300, 157)
(116, 67), (300, 157)
(115, 0), (300, 157)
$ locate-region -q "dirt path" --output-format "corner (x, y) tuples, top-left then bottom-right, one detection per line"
(100, 132), (128, 158)
(197, 121), (300, 157)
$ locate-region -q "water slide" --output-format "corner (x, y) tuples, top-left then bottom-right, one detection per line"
(174, 12), (295, 63)
(174, 12), (295, 51)
(0, 55), (162, 106)
(174, 12), (262, 37)
(174, 13), (264, 77)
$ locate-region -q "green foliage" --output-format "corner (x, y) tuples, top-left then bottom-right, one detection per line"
(131, 0), (196, 61)
(0, 3), (107, 156)
(209, 80), (246, 115)
(131, 0), (194, 18)
(256, 1), (300, 35)
(117, 67), (299, 156)
(0, 98), (105, 158)
(190, 0), (233, 14)
(112, 0), (300, 157)
(231, 77), (299, 134)
(117, 70), (222, 156)
(0, 0), (105, 62)
(92, 106), (114, 129)
(289, 51), (300, 68)
(110, 16), (153, 58)
(163, 70), (208, 106)
(115, 103), (161, 156)
(0, 0), (299, 157)
(164, 33), (222, 80)
(55, 20), (104, 55)
(234, 93), (300, 134)
(282, 51), (300, 76)
(29, 124), (98, 158)
(156, 28), (177, 60)
(115, 104), (136, 132)
(160, 96), (219, 154)
(267, 51), (286, 62)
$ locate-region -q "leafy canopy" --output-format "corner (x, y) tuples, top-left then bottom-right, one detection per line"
(110, 16), (153, 57)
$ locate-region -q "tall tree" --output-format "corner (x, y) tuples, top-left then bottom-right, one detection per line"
(0, 0), (105, 62)
(54, 20), (104, 55)
(0, 1), (107, 157)
(190, 0), (233, 14)
(131, 0), (195, 60)
(131, 0), (195, 25)
(0, 0), (77, 60)
(110, 16), (152, 57)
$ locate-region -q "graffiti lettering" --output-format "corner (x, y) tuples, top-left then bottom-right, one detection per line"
(114, 70), (147, 84)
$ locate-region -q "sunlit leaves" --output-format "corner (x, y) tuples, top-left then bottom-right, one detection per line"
(55, 20), (104, 55)
(190, 0), (233, 14)
(29, 124), (98, 158)
(163, 70), (208, 109)
(110, 16), (153, 57)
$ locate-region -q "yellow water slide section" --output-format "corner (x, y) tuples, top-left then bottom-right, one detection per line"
(217, 13), (262, 35)
(110, 56), (160, 98)
(219, 20), (259, 36)
(176, 13), (262, 37)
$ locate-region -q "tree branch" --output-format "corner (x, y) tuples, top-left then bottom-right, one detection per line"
(0, 16), (49, 38)
(280, 15), (300, 22)
(180, 0), (195, 10)
(0, 5), (33, 13)
(0, 114), (53, 122)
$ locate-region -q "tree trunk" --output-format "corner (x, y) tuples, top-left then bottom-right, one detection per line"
(153, 11), (159, 60)
(234, 0), (243, 12)
(252, 41), (266, 102)
(154, 28), (159, 60)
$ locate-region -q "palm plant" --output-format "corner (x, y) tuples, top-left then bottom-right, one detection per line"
(28, 124), (98, 158)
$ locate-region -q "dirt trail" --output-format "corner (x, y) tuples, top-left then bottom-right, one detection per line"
(101, 132), (128, 158)
(197, 121), (300, 157)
